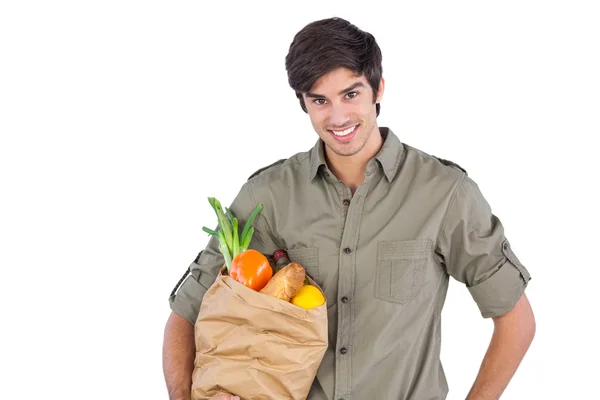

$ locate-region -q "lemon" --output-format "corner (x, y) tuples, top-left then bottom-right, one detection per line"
(291, 285), (325, 309)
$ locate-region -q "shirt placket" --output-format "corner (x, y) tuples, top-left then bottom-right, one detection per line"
(334, 177), (371, 400)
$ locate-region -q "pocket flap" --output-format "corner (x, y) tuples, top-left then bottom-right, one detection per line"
(379, 239), (432, 260)
(287, 247), (319, 268)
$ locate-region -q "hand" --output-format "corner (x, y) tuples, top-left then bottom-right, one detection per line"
(210, 396), (240, 400)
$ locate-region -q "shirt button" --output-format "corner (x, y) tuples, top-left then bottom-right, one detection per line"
(341, 296), (349, 303)
(343, 199), (350, 206)
(324, 171), (330, 177)
(340, 347), (348, 354)
(344, 247), (351, 254)
(503, 242), (509, 250)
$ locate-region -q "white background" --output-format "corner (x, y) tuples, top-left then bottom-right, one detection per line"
(1, 1), (598, 399)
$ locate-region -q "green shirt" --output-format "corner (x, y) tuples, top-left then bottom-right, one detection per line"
(169, 127), (531, 400)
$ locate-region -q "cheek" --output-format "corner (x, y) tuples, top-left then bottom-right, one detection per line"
(357, 100), (375, 116)
(308, 110), (329, 128)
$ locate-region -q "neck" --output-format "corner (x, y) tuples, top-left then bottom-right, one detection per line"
(325, 127), (383, 194)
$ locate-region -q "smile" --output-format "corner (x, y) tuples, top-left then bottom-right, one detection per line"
(330, 124), (358, 137)
(328, 124), (359, 143)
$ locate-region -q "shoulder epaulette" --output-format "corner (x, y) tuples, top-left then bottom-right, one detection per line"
(433, 156), (468, 175)
(247, 158), (287, 181)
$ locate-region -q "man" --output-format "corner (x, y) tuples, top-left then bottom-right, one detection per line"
(163, 17), (535, 400)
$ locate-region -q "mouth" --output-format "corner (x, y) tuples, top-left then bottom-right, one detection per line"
(328, 124), (359, 143)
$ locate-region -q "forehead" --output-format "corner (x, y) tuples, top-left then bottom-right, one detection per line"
(309, 67), (370, 94)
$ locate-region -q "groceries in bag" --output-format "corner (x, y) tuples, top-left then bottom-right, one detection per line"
(191, 197), (328, 400)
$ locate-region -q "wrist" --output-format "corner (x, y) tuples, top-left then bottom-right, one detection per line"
(466, 391), (496, 400)
(168, 388), (190, 400)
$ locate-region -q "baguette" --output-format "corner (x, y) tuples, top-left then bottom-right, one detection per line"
(260, 262), (306, 301)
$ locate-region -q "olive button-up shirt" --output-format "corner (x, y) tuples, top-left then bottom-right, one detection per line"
(169, 127), (531, 400)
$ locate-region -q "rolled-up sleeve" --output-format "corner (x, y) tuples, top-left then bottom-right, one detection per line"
(436, 174), (531, 318)
(168, 181), (278, 325)
(169, 242), (223, 325)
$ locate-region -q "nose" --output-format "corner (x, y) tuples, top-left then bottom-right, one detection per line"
(328, 103), (351, 128)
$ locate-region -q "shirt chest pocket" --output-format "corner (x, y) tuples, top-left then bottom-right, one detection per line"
(375, 240), (432, 305)
(287, 247), (320, 282)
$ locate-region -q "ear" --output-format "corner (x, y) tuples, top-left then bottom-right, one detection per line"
(376, 77), (385, 103)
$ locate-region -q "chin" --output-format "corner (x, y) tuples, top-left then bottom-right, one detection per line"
(329, 143), (361, 157)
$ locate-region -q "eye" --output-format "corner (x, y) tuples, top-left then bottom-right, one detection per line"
(313, 98), (327, 105)
(346, 91), (358, 99)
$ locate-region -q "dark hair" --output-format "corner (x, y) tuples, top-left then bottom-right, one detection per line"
(285, 17), (383, 116)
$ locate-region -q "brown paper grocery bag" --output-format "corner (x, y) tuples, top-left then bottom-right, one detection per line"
(191, 266), (328, 400)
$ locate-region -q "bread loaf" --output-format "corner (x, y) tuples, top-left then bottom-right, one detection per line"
(260, 262), (306, 301)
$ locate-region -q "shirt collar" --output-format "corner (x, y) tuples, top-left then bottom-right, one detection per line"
(374, 127), (404, 182)
(308, 127), (405, 183)
(308, 137), (328, 182)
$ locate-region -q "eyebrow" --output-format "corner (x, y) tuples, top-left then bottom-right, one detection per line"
(305, 82), (366, 99)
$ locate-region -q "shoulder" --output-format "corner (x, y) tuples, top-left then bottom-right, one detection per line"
(247, 158), (288, 181)
(246, 150), (312, 183)
(402, 143), (468, 178)
(431, 155), (468, 175)
(242, 151), (311, 221)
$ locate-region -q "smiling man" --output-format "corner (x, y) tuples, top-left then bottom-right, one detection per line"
(163, 17), (535, 400)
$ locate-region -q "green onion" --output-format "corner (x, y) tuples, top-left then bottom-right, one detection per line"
(232, 217), (240, 257)
(209, 198), (233, 254)
(202, 197), (263, 273)
(219, 242), (232, 271)
(225, 207), (234, 225)
(241, 226), (254, 253)
(240, 203), (263, 248)
(202, 226), (219, 237)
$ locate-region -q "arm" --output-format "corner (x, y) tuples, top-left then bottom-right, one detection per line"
(466, 293), (536, 400)
(162, 311), (242, 400)
(435, 174), (534, 399)
(163, 311), (195, 400)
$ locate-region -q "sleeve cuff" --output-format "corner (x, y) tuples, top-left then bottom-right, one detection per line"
(169, 275), (209, 325)
(468, 258), (530, 318)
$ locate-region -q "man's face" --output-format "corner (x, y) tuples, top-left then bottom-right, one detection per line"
(303, 67), (384, 158)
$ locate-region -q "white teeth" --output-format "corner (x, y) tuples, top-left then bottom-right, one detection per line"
(332, 125), (357, 136)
